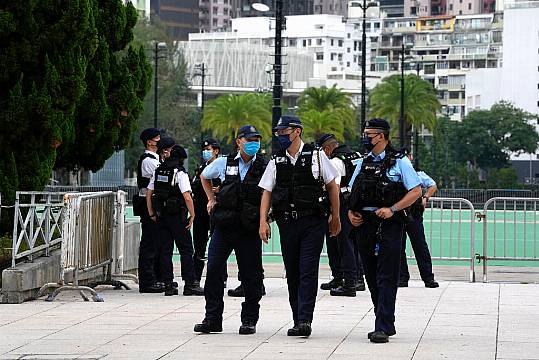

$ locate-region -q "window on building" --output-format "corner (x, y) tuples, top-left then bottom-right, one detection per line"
(316, 53), (324, 60)
(212, 18), (218, 26)
(439, 76), (449, 85)
(468, 3), (472, 9)
(338, 53), (343, 61)
(410, 6), (417, 15)
(338, 40), (343, 47)
(347, 47), (351, 53)
(347, 62), (351, 67)
(331, 53), (335, 61)
(347, 33), (351, 39)
(308, 39), (312, 46)
(213, 7), (218, 14)
(303, 39), (307, 47)
(223, 8), (228, 15)
(449, 4), (453, 10)
(289, 38), (297, 46)
(449, 92), (460, 99)
(331, 39), (334, 46)
(316, 38), (323, 45)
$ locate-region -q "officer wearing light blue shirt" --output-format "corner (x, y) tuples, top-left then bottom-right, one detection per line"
(399, 153), (439, 289)
(347, 118), (422, 344)
(201, 153), (256, 183)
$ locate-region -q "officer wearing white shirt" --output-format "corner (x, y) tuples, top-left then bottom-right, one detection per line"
(317, 134), (365, 297)
(259, 115), (341, 337)
(136, 128), (162, 293)
(146, 145), (204, 297)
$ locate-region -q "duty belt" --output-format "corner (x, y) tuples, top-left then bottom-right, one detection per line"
(277, 208), (321, 221)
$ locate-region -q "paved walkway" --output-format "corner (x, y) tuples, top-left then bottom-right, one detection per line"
(1, 275), (539, 360)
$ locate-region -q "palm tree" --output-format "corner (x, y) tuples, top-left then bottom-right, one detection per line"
(369, 74), (440, 148)
(297, 85), (357, 142)
(301, 110), (345, 144)
(202, 93), (272, 145)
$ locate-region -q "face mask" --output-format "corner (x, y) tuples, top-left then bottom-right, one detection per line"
(243, 141), (260, 156)
(202, 150), (213, 162)
(361, 134), (379, 151)
(278, 134), (293, 150)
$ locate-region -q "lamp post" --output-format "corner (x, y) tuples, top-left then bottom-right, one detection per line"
(194, 63), (207, 144)
(398, 41), (413, 149)
(252, 1), (283, 154)
(357, 1), (379, 131)
(153, 41), (167, 129)
(410, 61), (421, 167)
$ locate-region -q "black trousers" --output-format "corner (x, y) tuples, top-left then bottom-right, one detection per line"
(400, 214), (434, 283)
(278, 215), (326, 323)
(204, 224), (263, 324)
(193, 203), (211, 281)
(357, 213), (403, 335)
(158, 212), (196, 285)
(139, 208), (159, 288)
(326, 201), (360, 284)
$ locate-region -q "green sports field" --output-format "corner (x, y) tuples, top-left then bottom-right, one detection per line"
(126, 206), (539, 268)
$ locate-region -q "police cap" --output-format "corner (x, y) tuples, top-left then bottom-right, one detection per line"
(237, 125), (262, 139)
(169, 145), (188, 159)
(202, 137), (220, 149)
(157, 137), (175, 154)
(364, 118), (390, 131)
(273, 115), (303, 131)
(139, 128), (160, 142)
(317, 133), (336, 147)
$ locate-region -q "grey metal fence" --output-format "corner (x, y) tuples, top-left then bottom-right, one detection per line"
(478, 197), (539, 282)
(44, 185), (138, 204)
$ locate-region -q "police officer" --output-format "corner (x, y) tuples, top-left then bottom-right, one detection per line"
(194, 125), (267, 335)
(399, 152), (439, 288)
(317, 134), (365, 296)
(347, 118), (421, 343)
(135, 128), (163, 293)
(146, 145), (204, 297)
(259, 115), (341, 337)
(192, 138), (222, 286)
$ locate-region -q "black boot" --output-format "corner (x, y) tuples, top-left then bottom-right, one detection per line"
(424, 279), (439, 288)
(227, 284), (244, 297)
(139, 282), (165, 293)
(262, 283), (266, 296)
(330, 282), (357, 297)
(239, 320), (256, 335)
(355, 278), (366, 291)
(320, 278), (343, 291)
(287, 321), (311, 337)
(184, 283), (204, 296)
(194, 319), (223, 333)
(164, 283), (178, 296)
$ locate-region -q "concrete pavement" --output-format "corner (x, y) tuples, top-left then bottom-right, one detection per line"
(1, 273), (539, 360)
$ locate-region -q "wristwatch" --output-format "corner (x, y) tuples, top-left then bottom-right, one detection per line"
(390, 205), (398, 213)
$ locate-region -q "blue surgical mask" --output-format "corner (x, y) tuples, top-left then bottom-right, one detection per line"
(243, 141), (260, 156)
(202, 150), (213, 162)
(277, 134), (292, 150)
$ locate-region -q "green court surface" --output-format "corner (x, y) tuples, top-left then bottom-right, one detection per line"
(126, 206), (539, 268)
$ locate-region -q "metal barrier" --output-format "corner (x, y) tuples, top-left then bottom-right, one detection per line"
(477, 197), (539, 282)
(11, 192), (66, 266)
(38, 192), (131, 302)
(415, 197), (477, 282)
(45, 185), (138, 203)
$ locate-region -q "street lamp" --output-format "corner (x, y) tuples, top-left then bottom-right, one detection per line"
(398, 41), (414, 149)
(350, 0), (379, 132)
(153, 41), (167, 129)
(409, 60), (421, 168)
(193, 63), (207, 144)
(253, 1), (284, 154)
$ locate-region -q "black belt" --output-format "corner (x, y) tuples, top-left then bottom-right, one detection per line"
(275, 208), (322, 221)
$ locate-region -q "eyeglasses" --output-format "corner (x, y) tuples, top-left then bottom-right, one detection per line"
(274, 128), (294, 136)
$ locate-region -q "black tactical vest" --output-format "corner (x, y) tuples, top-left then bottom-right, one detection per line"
(349, 149), (408, 212)
(137, 152), (158, 189)
(272, 144), (328, 219)
(212, 154), (267, 230)
(191, 163), (222, 205)
(331, 145), (362, 188)
(152, 163), (187, 216)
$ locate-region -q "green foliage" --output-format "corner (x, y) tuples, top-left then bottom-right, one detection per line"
(369, 74), (440, 147)
(297, 85), (358, 144)
(0, 0), (151, 206)
(202, 93), (272, 145)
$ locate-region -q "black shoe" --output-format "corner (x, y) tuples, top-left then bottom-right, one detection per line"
(239, 321), (256, 335)
(262, 283), (266, 296)
(184, 284), (204, 296)
(398, 280), (408, 287)
(194, 319), (223, 333)
(139, 283), (165, 293)
(369, 330), (390, 343)
(355, 279), (366, 291)
(228, 284), (244, 297)
(368, 329), (396, 340)
(320, 278), (343, 291)
(164, 283), (178, 296)
(330, 285), (356, 297)
(424, 279), (439, 288)
(172, 281), (179, 288)
(287, 321), (311, 337)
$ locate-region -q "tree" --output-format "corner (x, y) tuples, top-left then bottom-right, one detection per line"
(369, 74), (440, 148)
(297, 85), (358, 143)
(202, 93), (272, 146)
(454, 101), (539, 170)
(0, 1), (151, 204)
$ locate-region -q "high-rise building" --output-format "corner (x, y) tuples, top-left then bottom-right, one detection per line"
(200, 0), (233, 32)
(232, 0), (314, 17)
(151, 0), (199, 40)
(313, 0), (349, 16)
(380, 0), (405, 17)
(405, 0), (496, 16)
